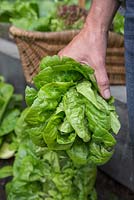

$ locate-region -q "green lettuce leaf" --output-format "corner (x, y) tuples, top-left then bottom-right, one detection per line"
(63, 88), (91, 142)
(0, 82), (14, 121)
(0, 109), (20, 137)
(0, 166), (13, 179)
(92, 126), (116, 148)
(67, 138), (89, 165)
(25, 86), (38, 107)
(88, 142), (114, 165)
(76, 81), (100, 110)
(25, 82), (74, 125)
(0, 142), (15, 159)
(110, 112), (121, 134)
(58, 117), (73, 134)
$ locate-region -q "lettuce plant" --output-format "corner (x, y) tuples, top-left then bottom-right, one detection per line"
(0, 56), (120, 200)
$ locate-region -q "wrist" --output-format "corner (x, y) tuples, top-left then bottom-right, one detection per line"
(82, 22), (108, 36)
(84, 19), (109, 33)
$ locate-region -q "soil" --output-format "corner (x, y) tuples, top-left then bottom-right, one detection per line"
(96, 170), (134, 200)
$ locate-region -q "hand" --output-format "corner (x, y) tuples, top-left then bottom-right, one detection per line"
(58, 26), (110, 99)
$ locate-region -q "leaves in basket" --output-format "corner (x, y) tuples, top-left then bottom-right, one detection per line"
(0, 1), (88, 31)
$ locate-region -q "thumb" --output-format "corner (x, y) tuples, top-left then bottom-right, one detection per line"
(95, 67), (111, 99)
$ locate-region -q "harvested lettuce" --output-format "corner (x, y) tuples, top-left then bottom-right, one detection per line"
(24, 56), (120, 165)
(2, 56), (120, 200)
(6, 140), (97, 200)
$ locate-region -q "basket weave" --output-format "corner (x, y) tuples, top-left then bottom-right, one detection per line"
(106, 32), (125, 85)
(9, 26), (125, 84)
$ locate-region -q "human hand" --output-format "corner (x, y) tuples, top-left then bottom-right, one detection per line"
(58, 26), (110, 99)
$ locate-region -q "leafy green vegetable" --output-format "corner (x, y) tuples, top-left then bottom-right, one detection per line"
(113, 12), (124, 35)
(59, 117), (73, 134)
(92, 126), (116, 148)
(25, 86), (38, 107)
(110, 112), (121, 134)
(76, 81), (100, 109)
(0, 82), (13, 122)
(3, 55), (120, 200)
(23, 55), (120, 165)
(0, 77), (22, 159)
(67, 138), (89, 165)
(1, 0), (123, 36)
(63, 87), (91, 142)
(0, 0), (38, 23)
(14, 108), (29, 140)
(6, 140), (97, 200)
(25, 82), (75, 125)
(0, 109), (20, 137)
(0, 166), (13, 179)
(0, 1), (14, 23)
(89, 142), (114, 165)
(0, 0), (88, 32)
(0, 142), (15, 159)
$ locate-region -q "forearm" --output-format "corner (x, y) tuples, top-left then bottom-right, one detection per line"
(85, 0), (120, 31)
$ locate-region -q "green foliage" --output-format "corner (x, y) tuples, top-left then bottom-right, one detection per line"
(0, 0), (38, 23)
(6, 140), (97, 200)
(1, 56), (120, 199)
(0, 77), (22, 159)
(1, 0), (123, 34)
(0, 0), (87, 31)
(113, 12), (124, 35)
(0, 166), (13, 179)
(23, 55), (120, 165)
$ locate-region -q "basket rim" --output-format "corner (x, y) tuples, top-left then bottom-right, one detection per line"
(9, 26), (124, 42)
(9, 26), (80, 39)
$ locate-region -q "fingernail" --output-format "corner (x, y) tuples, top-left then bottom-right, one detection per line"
(104, 89), (110, 99)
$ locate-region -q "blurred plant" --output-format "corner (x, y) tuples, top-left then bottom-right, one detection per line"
(0, 76), (23, 160)
(113, 12), (124, 35)
(0, 0), (88, 31)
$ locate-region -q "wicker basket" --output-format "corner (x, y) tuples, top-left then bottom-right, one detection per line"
(9, 26), (125, 84)
(106, 31), (125, 85)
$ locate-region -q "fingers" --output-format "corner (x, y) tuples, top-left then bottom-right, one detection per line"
(59, 48), (110, 100)
(95, 67), (111, 99)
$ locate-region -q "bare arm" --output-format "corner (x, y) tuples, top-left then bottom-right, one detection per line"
(59, 0), (120, 99)
(86, 0), (120, 31)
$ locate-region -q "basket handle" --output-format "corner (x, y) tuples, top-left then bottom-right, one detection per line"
(78, 0), (85, 8)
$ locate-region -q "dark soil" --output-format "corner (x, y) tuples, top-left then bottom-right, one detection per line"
(96, 170), (134, 200)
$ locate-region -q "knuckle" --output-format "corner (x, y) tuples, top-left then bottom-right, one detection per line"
(98, 79), (109, 87)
